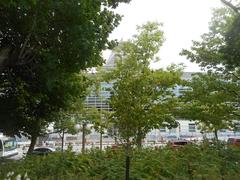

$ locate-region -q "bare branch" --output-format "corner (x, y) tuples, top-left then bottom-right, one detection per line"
(19, 33), (32, 59)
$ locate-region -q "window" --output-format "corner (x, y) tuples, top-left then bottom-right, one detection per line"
(169, 128), (176, 133)
(220, 129), (226, 132)
(66, 136), (77, 141)
(3, 139), (17, 151)
(159, 127), (166, 132)
(189, 123), (196, 132)
(234, 122), (240, 132)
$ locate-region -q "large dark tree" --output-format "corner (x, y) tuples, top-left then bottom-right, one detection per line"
(0, 0), (131, 152)
(0, 0), (131, 72)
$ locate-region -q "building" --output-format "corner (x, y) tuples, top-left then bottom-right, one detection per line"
(46, 53), (240, 148)
(83, 53), (240, 142)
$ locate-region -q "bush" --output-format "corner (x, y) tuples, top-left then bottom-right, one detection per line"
(1, 144), (240, 179)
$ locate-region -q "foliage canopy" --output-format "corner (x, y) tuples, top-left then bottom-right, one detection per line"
(105, 22), (183, 147)
(0, 0), (131, 144)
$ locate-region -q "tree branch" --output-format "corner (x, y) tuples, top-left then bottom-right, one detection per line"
(19, 33), (32, 59)
(226, 71), (240, 81)
(0, 47), (11, 68)
(221, 0), (240, 14)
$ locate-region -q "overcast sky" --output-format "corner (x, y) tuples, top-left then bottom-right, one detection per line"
(104, 0), (224, 72)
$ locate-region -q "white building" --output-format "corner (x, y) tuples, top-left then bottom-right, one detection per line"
(47, 53), (240, 147)
(83, 53), (240, 142)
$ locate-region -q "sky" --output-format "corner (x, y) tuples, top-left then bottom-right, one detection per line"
(104, 0), (224, 72)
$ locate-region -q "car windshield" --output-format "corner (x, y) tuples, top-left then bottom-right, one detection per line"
(3, 139), (17, 151)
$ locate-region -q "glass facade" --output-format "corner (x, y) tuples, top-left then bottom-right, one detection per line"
(188, 123), (196, 132)
(84, 82), (112, 112)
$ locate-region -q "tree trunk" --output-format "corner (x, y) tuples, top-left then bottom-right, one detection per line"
(27, 134), (38, 154)
(82, 123), (86, 153)
(113, 125), (118, 144)
(0, 47), (11, 73)
(61, 130), (65, 152)
(100, 132), (103, 151)
(125, 142), (130, 180)
(214, 129), (218, 141)
(136, 131), (143, 148)
(125, 154), (130, 180)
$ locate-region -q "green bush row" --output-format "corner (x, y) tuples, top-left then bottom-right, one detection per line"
(1, 144), (240, 179)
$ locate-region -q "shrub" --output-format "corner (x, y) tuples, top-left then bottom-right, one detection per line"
(1, 144), (240, 179)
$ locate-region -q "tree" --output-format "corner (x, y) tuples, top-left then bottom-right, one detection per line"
(0, 0), (130, 72)
(179, 73), (239, 140)
(0, 70), (91, 153)
(109, 66), (182, 147)
(181, 1), (240, 72)
(220, 0), (240, 14)
(107, 22), (182, 148)
(180, 2), (240, 138)
(105, 22), (182, 180)
(91, 110), (110, 151)
(53, 110), (80, 152)
(70, 106), (107, 153)
(0, 0), (131, 152)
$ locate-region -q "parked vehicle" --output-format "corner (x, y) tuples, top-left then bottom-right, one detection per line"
(32, 147), (56, 155)
(169, 139), (190, 148)
(227, 138), (240, 147)
(0, 134), (18, 158)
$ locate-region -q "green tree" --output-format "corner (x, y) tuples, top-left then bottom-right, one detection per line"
(0, 0), (131, 152)
(105, 22), (182, 180)
(0, 0), (130, 72)
(107, 22), (182, 148)
(179, 73), (239, 140)
(180, 2), (240, 139)
(220, 0), (240, 14)
(181, 1), (240, 71)
(72, 107), (108, 153)
(181, 7), (236, 71)
(180, 0), (240, 86)
(53, 110), (80, 152)
(91, 110), (110, 151)
(0, 71), (91, 153)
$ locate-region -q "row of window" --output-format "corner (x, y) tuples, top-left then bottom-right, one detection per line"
(160, 123), (240, 133)
(160, 123), (196, 133)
